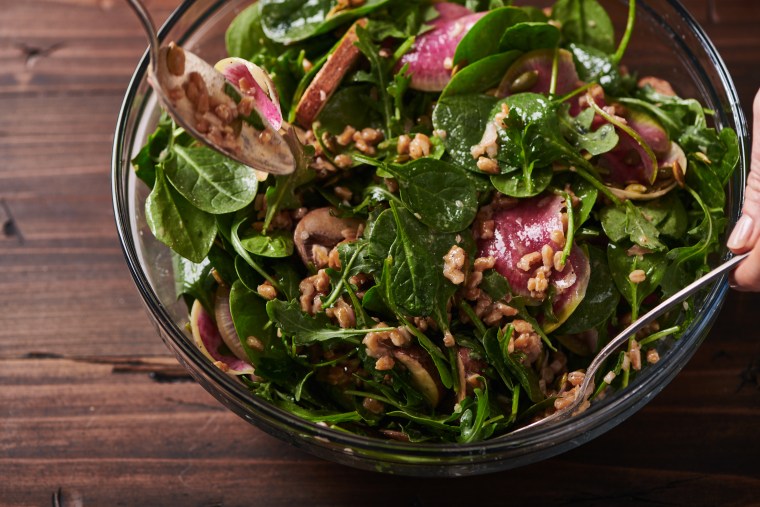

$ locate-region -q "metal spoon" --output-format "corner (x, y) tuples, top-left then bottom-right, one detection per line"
(508, 251), (750, 436)
(125, 0), (295, 175)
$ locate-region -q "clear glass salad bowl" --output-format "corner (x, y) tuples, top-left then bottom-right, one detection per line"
(112, 0), (748, 476)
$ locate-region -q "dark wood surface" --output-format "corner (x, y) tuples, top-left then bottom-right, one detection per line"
(1, 1), (759, 505)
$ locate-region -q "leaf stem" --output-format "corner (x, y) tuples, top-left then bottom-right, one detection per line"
(613, 0), (637, 65)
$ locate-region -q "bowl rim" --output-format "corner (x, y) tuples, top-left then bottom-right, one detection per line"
(112, 0), (749, 467)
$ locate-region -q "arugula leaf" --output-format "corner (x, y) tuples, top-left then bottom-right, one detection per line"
(145, 166), (217, 263)
(479, 270), (511, 301)
(559, 105), (618, 156)
(458, 386), (494, 443)
(600, 201), (666, 251)
(266, 299), (392, 345)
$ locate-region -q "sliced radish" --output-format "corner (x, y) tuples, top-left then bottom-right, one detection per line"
(215, 57), (283, 131)
(496, 48), (581, 97)
(477, 194), (590, 331)
(190, 299), (254, 376)
(214, 286), (249, 362)
(397, 4), (485, 91)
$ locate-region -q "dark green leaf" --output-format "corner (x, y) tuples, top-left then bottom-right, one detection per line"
(432, 94), (499, 172)
(552, 0), (615, 54)
(239, 228), (295, 258)
(453, 7), (529, 66)
(260, 0), (391, 44)
(441, 51), (521, 99)
(555, 245), (619, 334)
(499, 21), (560, 52)
(145, 167), (217, 263)
(607, 242), (667, 315)
(163, 145), (258, 214)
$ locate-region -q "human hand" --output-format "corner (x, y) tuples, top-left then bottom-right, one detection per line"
(727, 89), (760, 291)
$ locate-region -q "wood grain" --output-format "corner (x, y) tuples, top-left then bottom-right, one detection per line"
(1, 0), (759, 505)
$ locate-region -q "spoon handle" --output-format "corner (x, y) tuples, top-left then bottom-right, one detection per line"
(125, 0), (160, 72)
(584, 251), (750, 384)
(507, 251), (750, 436)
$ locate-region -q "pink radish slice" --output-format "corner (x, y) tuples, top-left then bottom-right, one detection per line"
(477, 194), (590, 331)
(598, 111), (670, 185)
(398, 5), (485, 91)
(215, 57), (283, 131)
(214, 286), (249, 362)
(190, 299), (254, 375)
(497, 48), (582, 98)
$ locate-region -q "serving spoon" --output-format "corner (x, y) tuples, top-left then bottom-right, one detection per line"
(507, 251), (750, 436)
(125, 0), (295, 175)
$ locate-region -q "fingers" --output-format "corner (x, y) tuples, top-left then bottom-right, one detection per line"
(730, 241), (760, 291)
(728, 88), (760, 290)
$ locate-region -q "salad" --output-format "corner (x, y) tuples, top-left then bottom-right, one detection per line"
(132, 0), (739, 443)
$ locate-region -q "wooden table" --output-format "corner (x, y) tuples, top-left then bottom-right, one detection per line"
(1, 1), (759, 505)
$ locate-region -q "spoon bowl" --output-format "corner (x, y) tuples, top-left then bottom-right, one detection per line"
(126, 0), (295, 175)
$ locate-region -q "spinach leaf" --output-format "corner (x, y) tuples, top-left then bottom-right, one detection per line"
(229, 281), (298, 383)
(226, 2), (282, 60)
(440, 51), (521, 99)
(163, 145), (258, 214)
(607, 242), (667, 317)
(552, 0), (615, 53)
(555, 245), (619, 335)
(172, 253), (214, 313)
(387, 203), (452, 317)
(499, 21), (560, 52)
(490, 164), (553, 197)
(260, 0), (390, 44)
(385, 158), (479, 233)
(568, 42), (631, 96)
(239, 228), (294, 258)
(235, 255), (265, 292)
(207, 243), (239, 286)
(453, 7), (529, 66)
(432, 94), (498, 171)
(145, 166), (217, 263)
(131, 112), (172, 189)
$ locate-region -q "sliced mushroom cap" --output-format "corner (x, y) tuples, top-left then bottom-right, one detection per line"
(293, 207), (363, 267)
(393, 346), (445, 408)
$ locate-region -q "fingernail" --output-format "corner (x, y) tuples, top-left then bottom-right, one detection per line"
(727, 215), (754, 250)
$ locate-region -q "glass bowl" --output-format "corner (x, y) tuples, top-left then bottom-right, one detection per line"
(112, 0), (748, 476)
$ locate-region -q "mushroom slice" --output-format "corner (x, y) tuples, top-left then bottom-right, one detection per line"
(294, 19), (367, 128)
(293, 207), (363, 267)
(393, 347), (445, 407)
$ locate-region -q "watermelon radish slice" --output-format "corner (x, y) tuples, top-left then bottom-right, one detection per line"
(190, 299), (254, 375)
(397, 4), (485, 91)
(215, 57), (283, 131)
(597, 111), (670, 185)
(496, 48), (581, 98)
(477, 194), (590, 331)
